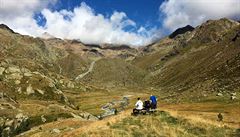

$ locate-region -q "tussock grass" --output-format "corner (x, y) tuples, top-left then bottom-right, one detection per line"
(79, 111), (238, 137)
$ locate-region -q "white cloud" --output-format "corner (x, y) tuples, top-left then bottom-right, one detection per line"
(0, 0), (52, 18)
(41, 3), (154, 46)
(0, 1), (156, 46)
(0, 0), (56, 36)
(160, 0), (240, 31)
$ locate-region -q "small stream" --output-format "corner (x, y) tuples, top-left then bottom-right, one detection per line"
(98, 96), (129, 119)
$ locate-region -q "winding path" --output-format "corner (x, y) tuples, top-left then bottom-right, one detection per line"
(75, 60), (97, 80)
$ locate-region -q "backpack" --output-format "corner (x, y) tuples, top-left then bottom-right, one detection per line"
(144, 100), (151, 109)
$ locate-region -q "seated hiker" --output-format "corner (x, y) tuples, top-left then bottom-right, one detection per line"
(133, 97), (143, 115)
(150, 95), (157, 110)
(143, 100), (151, 112)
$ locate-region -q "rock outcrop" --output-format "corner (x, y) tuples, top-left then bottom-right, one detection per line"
(0, 113), (29, 137)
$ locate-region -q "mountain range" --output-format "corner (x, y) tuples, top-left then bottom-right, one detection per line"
(0, 18), (239, 136)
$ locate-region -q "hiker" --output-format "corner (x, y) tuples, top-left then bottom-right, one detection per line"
(218, 113), (223, 121)
(150, 95), (157, 110)
(143, 100), (151, 112)
(133, 97), (143, 115)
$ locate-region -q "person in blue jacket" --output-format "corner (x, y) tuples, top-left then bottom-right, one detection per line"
(150, 95), (157, 110)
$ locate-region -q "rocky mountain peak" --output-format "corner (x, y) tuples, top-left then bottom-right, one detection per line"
(169, 25), (194, 39)
(0, 24), (15, 33)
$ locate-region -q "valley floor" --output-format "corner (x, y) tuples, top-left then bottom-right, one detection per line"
(17, 90), (240, 137)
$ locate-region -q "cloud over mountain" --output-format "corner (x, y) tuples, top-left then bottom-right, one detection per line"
(160, 0), (240, 31)
(0, 1), (155, 46)
(1, 0), (239, 46)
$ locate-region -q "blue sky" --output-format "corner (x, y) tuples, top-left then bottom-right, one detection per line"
(60, 0), (163, 25)
(35, 0), (165, 33)
(0, 0), (239, 46)
(52, 0), (164, 26)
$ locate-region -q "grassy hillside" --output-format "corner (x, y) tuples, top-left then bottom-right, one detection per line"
(132, 18), (240, 102)
(81, 111), (238, 137)
(80, 58), (147, 88)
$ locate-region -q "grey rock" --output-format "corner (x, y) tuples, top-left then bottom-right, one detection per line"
(21, 68), (31, 73)
(17, 87), (22, 94)
(41, 115), (47, 123)
(5, 67), (21, 74)
(231, 92), (237, 96)
(67, 81), (75, 88)
(231, 96), (237, 100)
(52, 128), (61, 134)
(79, 112), (99, 121)
(217, 93), (223, 96)
(1, 113), (29, 137)
(15, 80), (21, 85)
(4, 120), (14, 127)
(37, 89), (45, 95)
(6, 73), (23, 80)
(2, 127), (11, 137)
(23, 72), (32, 77)
(15, 113), (25, 119)
(70, 113), (84, 120)
(26, 84), (35, 95)
(0, 67), (5, 75)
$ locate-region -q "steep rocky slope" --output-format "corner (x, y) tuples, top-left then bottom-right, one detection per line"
(0, 24), (99, 136)
(134, 18), (240, 102)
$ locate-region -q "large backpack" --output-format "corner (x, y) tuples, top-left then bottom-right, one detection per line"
(144, 100), (151, 109)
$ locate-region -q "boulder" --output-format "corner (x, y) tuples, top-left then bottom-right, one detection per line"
(5, 67), (21, 74)
(70, 113), (85, 120)
(231, 96), (237, 100)
(26, 84), (35, 95)
(16, 87), (22, 94)
(32, 71), (41, 75)
(217, 93), (223, 96)
(21, 68), (31, 73)
(79, 112), (99, 121)
(6, 73), (23, 80)
(54, 89), (63, 95)
(23, 72), (32, 77)
(37, 89), (45, 95)
(0, 67), (5, 75)
(52, 128), (61, 134)
(231, 92), (237, 96)
(0, 117), (5, 126)
(15, 113), (25, 119)
(41, 115), (47, 123)
(59, 79), (64, 84)
(1, 127), (11, 137)
(15, 80), (21, 85)
(0, 61), (8, 67)
(48, 81), (55, 88)
(1, 113), (29, 137)
(67, 81), (75, 88)
(35, 73), (56, 88)
(4, 120), (14, 127)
